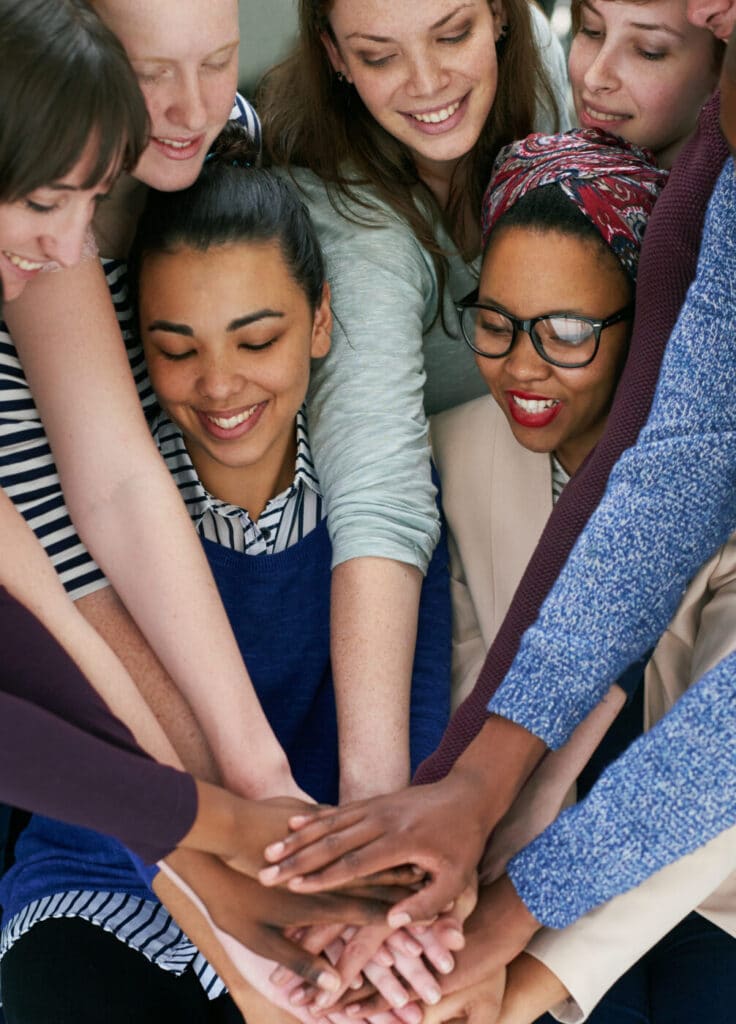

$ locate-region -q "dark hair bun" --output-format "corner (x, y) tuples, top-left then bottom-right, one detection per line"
(205, 120), (260, 169)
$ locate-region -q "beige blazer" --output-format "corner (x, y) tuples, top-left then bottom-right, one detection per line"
(431, 395), (736, 1022)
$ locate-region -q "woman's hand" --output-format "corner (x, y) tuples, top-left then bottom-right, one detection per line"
(259, 776), (491, 927)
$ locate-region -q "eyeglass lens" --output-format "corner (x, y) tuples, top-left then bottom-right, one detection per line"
(461, 307), (597, 366)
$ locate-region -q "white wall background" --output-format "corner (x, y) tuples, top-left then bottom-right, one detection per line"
(238, 0), (299, 97)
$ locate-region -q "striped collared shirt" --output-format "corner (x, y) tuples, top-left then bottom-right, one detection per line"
(551, 454), (571, 505)
(152, 406), (324, 554)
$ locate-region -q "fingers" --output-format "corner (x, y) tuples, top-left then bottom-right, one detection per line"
(261, 826), (398, 892)
(389, 949), (442, 1008)
(264, 807), (370, 865)
(386, 874), (469, 930)
(261, 930), (344, 994)
(405, 927), (457, 977)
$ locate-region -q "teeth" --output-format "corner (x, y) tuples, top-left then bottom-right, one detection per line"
(4, 251), (44, 272)
(157, 138), (193, 149)
(411, 100), (461, 124)
(512, 395), (559, 414)
(206, 405), (260, 430)
(585, 106), (627, 123)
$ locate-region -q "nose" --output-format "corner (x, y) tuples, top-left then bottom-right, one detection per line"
(686, 0), (731, 28)
(168, 68), (208, 133)
(405, 49), (449, 99)
(40, 203), (93, 268)
(504, 329), (552, 384)
(583, 43), (620, 94)
(197, 351), (243, 401)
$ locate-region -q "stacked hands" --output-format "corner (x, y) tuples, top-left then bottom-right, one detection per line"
(176, 776), (555, 1024)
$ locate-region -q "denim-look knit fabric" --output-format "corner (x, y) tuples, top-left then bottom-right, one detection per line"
(497, 162), (736, 928)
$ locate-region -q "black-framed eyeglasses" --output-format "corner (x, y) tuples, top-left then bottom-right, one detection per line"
(456, 299), (634, 369)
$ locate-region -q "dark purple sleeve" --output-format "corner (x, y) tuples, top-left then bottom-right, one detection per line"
(0, 586), (198, 862)
(415, 94), (730, 784)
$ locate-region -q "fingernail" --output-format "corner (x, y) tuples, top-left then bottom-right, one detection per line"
(388, 912), (412, 929)
(265, 842), (285, 859)
(425, 987), (442, 1005)
(376, 948), (394, 967)
(403, 938), (423, 956)
(290, 989), (309, 1006)
(404, 1005), (424, 1024)
(290, 815), (312, 828)
(271, 967), (290, 985)
(287, 876), (306, 890)
(439, 956), (454, 974)
(390, 992), (409, 1009)
(346, 1006), (363, 1017)
(315, 990), (335, 1009)
(259, 866), (280, 884)
(317, 972), (340, 993)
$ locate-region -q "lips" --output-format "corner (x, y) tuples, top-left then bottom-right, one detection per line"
(402, 94), (468, 134)
(506, 390), (562, 428)
(151, 134), (206, 161)
(579, 102), (631, 130)
(196, 401), (267, 440)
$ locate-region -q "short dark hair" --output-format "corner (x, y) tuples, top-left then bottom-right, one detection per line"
(129, 122), (327, 313)
(0, 0), (149, 203)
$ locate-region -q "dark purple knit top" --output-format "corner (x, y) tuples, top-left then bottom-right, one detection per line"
(0, 586), (197, 862)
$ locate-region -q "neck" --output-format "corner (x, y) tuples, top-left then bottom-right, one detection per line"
(191, 426), (298, 524)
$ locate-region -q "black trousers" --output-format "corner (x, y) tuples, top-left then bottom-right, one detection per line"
(0, 917), (244, 1024)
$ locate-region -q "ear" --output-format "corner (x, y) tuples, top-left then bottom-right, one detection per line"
(320, 29), (352, 83)
(489, 0), (508, 42)
(310, 281), (332, 359)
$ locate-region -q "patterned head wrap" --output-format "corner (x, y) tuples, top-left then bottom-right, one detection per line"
(481, 128), (668, 281)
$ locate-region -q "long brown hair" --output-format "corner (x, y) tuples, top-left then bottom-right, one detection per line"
(259, 0), (559, 286)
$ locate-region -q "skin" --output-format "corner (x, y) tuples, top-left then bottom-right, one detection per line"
(0, 143), (111, 303)
(140, 241), (332, 521)
(569, 0), (719, 168)
(475, 226), (632, 475)
(322, 0), (503, 206)
(93, 0), (239, 194)
(687, 0), (736, 38)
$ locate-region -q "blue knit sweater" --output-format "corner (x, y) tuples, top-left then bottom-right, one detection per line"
(497, 163), (736, 929)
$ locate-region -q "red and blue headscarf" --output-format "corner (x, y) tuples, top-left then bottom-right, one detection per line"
(481, 127), (668, 281)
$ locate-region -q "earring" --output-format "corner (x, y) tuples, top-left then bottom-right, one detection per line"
(336, 70), (346, 83)
(499, 23), (509, 39)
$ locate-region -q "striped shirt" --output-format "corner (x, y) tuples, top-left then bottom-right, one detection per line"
(152, 407), (324, 554)
(551, 455), (571, 505)
(0, 95), (260, 600)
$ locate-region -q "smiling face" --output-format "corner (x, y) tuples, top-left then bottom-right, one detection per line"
(322, 0), (501, 196)
(477, 226), (632, 475)
(139, 241), (331, 517)
(569, 0), (718, 168)
(0, 143), (111, 303)
(94, 0), (239, 192)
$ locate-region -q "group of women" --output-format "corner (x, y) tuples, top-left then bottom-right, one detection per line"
(0, 0), (734, 1022)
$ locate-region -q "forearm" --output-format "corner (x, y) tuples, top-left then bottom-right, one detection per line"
(9, 264), (292, 796)
(332, 557), (421, 800)
(76, 587), (218, 781)
(508, 649), (736, 928)
(497, 953), (570, 1024)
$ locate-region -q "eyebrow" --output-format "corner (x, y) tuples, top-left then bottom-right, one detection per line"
(580, 0), (684, 36)
(146, 310), (285, 336)
(147, 320), (194, 337)
(346, 3), (473, 42)
(228, 310), (284, 331)
(134, 39), (240, 65)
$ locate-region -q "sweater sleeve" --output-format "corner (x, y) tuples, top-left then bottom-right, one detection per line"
(301, 174), (441, 574)
(0, 587), (197, 863)
(507, 647), (736, 927)
(490, 162), (736, 748)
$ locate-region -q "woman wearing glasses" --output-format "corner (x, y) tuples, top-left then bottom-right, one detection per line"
(432, 128), (666, 715)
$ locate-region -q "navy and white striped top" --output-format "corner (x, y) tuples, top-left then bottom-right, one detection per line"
(0, 96), (260, 599)
(152, 407), (324, 555)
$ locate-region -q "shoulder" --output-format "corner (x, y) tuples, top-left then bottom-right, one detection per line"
(431, 396), (504, 465)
